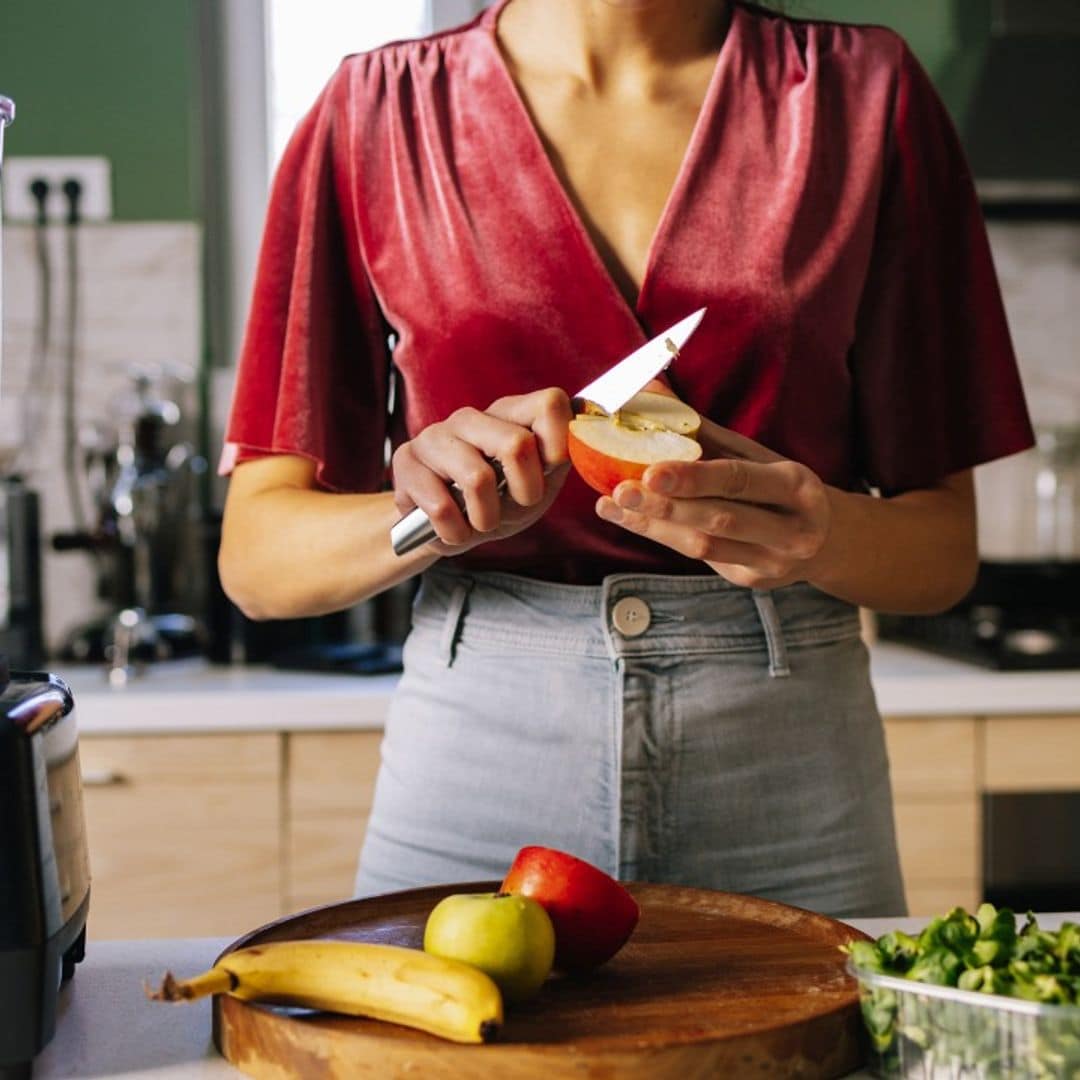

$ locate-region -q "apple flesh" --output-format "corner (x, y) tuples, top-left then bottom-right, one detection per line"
(568, 390), (702, 496)
(423, 891), (556, 1002)
(500, 846), (640, 972)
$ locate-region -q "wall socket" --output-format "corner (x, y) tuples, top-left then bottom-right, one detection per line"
(2, 156), (112, 222)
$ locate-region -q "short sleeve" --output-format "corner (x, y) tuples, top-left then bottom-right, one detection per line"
(850, 42), (1034, 495)
(220, 63), (391, 493)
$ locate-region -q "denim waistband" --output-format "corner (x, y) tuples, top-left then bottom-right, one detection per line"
(411, 566), (861, 674)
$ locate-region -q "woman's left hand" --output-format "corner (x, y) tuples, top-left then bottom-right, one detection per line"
(595, 418), (833, 590)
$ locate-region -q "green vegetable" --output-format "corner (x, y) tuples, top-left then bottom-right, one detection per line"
(842, 904), (1080, 1076)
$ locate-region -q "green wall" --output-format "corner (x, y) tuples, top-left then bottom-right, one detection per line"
(0, 0), (201, 221)
(798, 0), (990, 128)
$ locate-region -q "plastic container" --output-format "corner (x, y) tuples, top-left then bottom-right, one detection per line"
(848, 960), (1080, 1079)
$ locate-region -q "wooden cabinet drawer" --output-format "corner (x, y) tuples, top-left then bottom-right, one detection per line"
(983, 716), (1080, 791)
(80, 735), (283, 940)
(285, 732), (383, 910)
(904, 881), (982, 918)
(893, 799), (979, 883)
(883, 717), (976, 798)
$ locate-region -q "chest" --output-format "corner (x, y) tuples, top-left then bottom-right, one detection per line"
(509, 72), (715, 303)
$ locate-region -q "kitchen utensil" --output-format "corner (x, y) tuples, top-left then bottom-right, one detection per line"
(977, 422), (1080, 563)
(213, 881), (867, 1078)
(849, 959), (1080, 1079)
(389, 308), (707, 556)
(0, 661), (91, 1076)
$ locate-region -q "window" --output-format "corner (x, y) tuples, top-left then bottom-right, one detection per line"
(266, 1), (428, 164)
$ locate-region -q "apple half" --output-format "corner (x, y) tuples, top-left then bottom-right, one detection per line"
(568, 390), (702, 496)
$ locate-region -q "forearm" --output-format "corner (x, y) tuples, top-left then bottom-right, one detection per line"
(805, 478), (977, 614)
(220, 485), (438, 620)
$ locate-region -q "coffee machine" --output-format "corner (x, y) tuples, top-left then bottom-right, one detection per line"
(54, 369), (207, 683)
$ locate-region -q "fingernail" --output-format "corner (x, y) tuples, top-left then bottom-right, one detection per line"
(616, 486), (642, 509)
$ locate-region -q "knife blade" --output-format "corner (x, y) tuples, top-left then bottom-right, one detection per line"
(390, 307), (707, 556)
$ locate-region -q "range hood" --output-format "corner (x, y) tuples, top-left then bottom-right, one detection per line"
(962, 0), (1080, 204)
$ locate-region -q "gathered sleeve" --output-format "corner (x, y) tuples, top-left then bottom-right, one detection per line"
(849, 41), (1034, 496)
(220, 62), (391, 493)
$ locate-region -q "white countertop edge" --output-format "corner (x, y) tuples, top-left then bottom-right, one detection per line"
(33, 914), (1080, 1080)
(54, 642), (1080, 736)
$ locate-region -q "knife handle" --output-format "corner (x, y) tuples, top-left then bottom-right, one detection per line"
(390, 462), (509, 556)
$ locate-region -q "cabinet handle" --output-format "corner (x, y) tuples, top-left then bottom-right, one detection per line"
(81, 768), (130, 787)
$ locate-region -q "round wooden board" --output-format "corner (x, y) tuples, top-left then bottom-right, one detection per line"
(213, 882), (871, 1079)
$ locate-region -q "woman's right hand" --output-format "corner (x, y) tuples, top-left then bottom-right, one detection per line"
(390, 388), (573, 555)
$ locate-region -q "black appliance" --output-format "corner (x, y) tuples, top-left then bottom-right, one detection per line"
(984, 791), (1080, 912)
(878, 561), (1080, 671)
(0, 659), (90, 1078)
(0, 478), (45, 670)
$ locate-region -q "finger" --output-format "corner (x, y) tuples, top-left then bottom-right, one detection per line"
(611, 484), (820, 559)
(642, 457), (810, 507)
(391, 444), (474, 545)
(695, 418), (787, 464)
(488, 388), (572, 472)
(427, 408), (546, 509)
(596, 496), (789, 576)
(411, 426), (508, 532)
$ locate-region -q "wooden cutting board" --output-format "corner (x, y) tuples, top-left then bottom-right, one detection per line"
(212, 882), (871, 1078)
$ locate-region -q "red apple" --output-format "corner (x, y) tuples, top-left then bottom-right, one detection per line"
(500, 846), (640, 971)
(567, 390), (702, 496)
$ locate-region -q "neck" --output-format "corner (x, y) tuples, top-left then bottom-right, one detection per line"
(500, 0), (731, 89)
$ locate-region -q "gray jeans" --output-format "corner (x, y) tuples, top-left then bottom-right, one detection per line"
(355, 566), (907, 918)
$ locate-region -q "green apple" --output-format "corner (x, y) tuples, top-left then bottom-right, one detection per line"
(423, 892), (555, 1002)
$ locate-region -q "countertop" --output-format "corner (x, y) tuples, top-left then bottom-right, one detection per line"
(56, 642), (1080, 736)
(33, 914), (1080, 1079)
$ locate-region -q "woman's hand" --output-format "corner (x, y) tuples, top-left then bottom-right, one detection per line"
(391, 388), (573, 555)
(595, 417), (832, 590)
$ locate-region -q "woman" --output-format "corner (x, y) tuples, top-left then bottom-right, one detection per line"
(219, 0), (1032, 917)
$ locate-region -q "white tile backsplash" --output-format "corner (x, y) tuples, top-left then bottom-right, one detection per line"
(976, 221), (1080, 559)
(1, 221), (201, 651)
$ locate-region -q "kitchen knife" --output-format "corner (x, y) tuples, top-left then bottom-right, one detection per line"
(390, 307), (707, 556)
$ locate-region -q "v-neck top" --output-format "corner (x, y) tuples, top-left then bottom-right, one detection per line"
(222, 0), (1033, 585)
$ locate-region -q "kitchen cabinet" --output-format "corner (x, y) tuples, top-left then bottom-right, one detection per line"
(284, 732), (382, 910)
(883, 716), (981, 915)
(79, 734), (283, 940)
(75, 711), (1080, 936)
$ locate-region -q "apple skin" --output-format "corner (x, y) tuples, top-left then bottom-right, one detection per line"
(568, 391), (702, 497)
(500, 846), (640, 972)
(423, 892), (556, 1002)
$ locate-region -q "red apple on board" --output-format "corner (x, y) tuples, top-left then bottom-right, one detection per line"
(500, 846), (640, 972)
(567, 390), (702, 497)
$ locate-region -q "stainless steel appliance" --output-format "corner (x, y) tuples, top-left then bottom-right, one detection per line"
(54, 369), (206, 683)
(0, 659), (90, 1078)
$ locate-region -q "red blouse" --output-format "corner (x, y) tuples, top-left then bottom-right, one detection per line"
(223, 0), (1033, 585)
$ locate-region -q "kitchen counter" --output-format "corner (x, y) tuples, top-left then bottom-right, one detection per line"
(33, 914), (1080, 1079)
(57, 642), (1080, 736)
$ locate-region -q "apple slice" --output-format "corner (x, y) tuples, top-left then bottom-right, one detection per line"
(568, 390), (702, 496)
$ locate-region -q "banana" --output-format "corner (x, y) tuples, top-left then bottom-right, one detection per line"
(148, 939), (503, 1044)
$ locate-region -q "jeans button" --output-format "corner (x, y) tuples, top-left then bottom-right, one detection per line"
(611, 596), (651, 637)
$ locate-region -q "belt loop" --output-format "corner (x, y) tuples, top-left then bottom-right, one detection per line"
(439, 577), (473, 668)
(751, 589), (790, 678)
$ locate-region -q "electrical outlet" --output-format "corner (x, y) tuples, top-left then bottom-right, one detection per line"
(2, 156), (112, 222)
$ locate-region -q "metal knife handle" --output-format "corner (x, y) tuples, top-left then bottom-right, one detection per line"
(391, 461), (509, 556)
